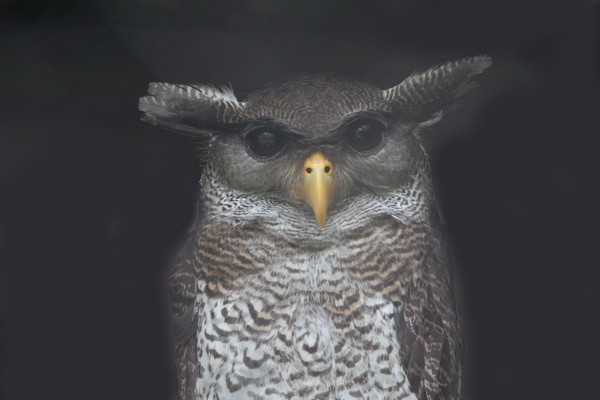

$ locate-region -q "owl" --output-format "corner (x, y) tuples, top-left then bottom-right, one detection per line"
(139, 56), (491, 400)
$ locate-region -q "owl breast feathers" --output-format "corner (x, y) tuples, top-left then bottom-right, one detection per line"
(139, 56), (491, 400)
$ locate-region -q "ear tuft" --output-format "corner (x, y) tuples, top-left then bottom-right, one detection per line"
(139, 83), (246, 136)
(383, 56), (492, 122)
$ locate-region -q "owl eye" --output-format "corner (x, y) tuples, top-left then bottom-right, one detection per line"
(245, 129), (289, 159)
(344, 119), (386, 153)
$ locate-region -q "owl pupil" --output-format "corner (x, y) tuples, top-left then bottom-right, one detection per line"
(246, 130), (288, 159)
(259, 132), (275, 147)
(345, 120), (385, 153)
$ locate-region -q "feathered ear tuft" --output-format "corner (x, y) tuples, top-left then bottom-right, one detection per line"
(383, 55), (492, 124)
(139, 83), (246, 136)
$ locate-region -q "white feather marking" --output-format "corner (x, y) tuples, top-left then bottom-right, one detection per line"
(147, 82), (241, 105)
(189, 83), (240, 103)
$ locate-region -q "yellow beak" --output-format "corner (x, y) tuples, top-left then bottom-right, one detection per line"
(301, 151), (334, 228)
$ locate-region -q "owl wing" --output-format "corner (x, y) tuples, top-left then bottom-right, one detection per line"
(168, 209), (202, 400)
(395, 237), (463, 400)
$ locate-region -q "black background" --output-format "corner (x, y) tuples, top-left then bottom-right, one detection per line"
(1, 1), (599, 399)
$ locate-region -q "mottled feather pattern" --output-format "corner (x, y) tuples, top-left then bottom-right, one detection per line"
(190, 162), (429, 399)
(168, 216), (202, 400)
(167, 158), (461, 399)
(141, 57), (493, 399)
(396, 233), (462, 400)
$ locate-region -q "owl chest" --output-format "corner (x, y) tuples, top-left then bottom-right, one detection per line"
(196, 297), (415, 399)
(194, 251), (417, 399)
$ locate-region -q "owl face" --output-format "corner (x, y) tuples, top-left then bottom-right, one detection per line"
(210, 86), (423, 226)
(139, 56), (491, 227)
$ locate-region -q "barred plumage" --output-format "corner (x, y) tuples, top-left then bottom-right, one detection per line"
(140, 56), (491, 399)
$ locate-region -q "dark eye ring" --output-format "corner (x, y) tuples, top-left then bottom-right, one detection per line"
(344, 119), (386, 154)
(245, 129), (289, 159)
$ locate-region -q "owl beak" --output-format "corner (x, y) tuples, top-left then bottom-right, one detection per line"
(301, 151), (334, 228)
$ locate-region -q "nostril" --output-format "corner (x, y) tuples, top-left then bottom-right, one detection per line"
(306, 167), (313, 174)
(324, 166), (331, 174)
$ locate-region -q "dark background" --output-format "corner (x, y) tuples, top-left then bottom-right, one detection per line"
(1, 1), (599, 399)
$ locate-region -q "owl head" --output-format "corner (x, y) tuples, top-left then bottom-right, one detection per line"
(139, 56), (491, 228)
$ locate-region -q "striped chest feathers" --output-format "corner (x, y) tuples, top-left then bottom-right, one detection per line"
(193, 223), (426, 399)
